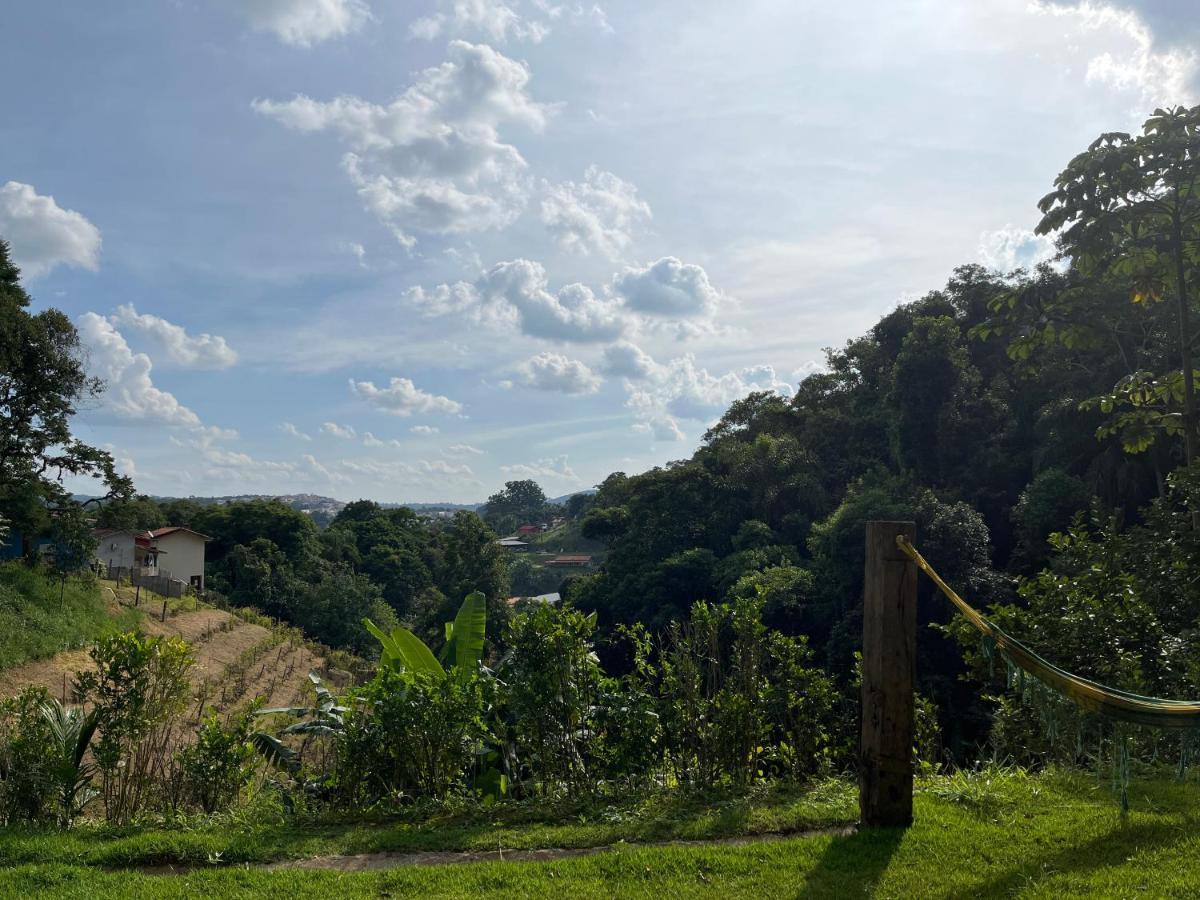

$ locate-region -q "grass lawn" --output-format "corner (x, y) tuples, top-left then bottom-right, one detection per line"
(2, 770), (1200, 897)
(0, 564), (141, 670)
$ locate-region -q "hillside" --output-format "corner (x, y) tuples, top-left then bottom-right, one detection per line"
(0, 566), (327, 724)
(0, 565), (141, 671)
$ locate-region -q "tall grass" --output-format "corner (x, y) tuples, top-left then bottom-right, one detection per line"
(0, 563), (140, 670)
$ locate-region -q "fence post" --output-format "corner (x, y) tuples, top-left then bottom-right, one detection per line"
(859, 520), (917, 827)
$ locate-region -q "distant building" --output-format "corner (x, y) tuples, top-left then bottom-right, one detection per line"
(94, 529), (159, 572)
(496, 537), (530, 552)
(506, 591), (561, 607)
(517, 524), (540, 536)
(147, 527), (211, 590)
(545, 554), (592, 568)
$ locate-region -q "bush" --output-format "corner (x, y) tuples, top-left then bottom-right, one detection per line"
(178, 707), (260, 814)
(501, 604), (604, 796)
(336, 668), (488, 805)
(75, 632), (193, 824)
(0, 687), (55, 825)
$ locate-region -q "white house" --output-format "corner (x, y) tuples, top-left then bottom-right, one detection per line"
(94, 529), (158, 572)
(148, 527), (211, 590)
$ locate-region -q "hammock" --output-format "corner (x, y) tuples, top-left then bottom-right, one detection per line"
(895, 535), (1200, 730)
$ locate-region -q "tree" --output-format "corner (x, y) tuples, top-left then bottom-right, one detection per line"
(481, 480), (548, 534)
(1035, 105), (1200, 462)
(0, 240), (131, 541)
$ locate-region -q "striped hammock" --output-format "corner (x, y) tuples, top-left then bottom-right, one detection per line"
(895, 535), (1200, 730)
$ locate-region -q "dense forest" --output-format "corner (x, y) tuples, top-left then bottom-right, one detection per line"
(4, 105), (1200, 769)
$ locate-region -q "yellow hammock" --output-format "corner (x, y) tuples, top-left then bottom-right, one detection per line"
(895, 535), (1200, 730)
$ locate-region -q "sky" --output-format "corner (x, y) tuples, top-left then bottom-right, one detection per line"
(1, 0), (1197, 504)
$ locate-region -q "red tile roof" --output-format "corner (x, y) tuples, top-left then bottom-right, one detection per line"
(148, 526), (212, 541)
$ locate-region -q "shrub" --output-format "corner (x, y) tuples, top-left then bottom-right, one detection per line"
(501, 604), (604, 796)
(336, 668), (488, 805)
(178, 707), (260, 814)
(0, 687), (55, 825)
(75, 632), (193, 824)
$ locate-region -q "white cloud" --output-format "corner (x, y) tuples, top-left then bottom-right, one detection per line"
(500, 454), (578, 481)
(409, 0), (609, 44)
(110, 304), (238, 369)
(321, 421), (357, 439)
(0, 182), (101, 278)
(361, 431), (385, 446)
(514, 351), (602, 394)
(446, 442), (484, 455)
(977, 225), (1059, 272)
(410, 424), (441, 434)
(281, 422), (312, 441)
(610, 346), (792, 439)
(613, 257), (723, 319)
(76, 313), (200, 427)
(254, 41), (548, 243)
(541, 166), (651, 257)
(338, 457), (480, 486)
(238, 0), (372, 47)
(350, 376), (464, 416)
(1030, 2), (1198, 104)
(601, 340), (663, 380)
(410, 0), (547, 43)
(478, 259), (626, 342)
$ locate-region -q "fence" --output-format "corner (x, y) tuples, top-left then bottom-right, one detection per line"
(105, 565), (186, 598)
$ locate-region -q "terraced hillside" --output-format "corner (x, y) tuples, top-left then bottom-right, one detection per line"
(0, 577), (325, 724)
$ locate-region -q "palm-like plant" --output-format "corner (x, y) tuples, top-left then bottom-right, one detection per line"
(39, 699), (99, 828)
(364, 591), (487, 678)
(252, 671), (346, 774)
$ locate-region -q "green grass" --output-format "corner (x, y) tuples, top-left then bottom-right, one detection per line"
(526, 521), (606, 554)
(0, 564), (141, 670)
(3, 771), (1200, 897)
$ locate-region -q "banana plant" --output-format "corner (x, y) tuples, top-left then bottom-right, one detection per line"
(252, 671), (346, 774)
(40, 699), (99, 828)
(364, 591), (487, 678)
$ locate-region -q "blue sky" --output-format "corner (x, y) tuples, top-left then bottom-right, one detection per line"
(2, 0), (1196, 503)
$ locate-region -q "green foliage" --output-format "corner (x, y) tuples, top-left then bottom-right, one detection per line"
(482, 479), (549, 535)
(0, 240), (131, 538)
(0, 687), (55, 825)
(335, 667), (489, 804)
(74, 632), (194, 824)
(0, 562), (139, 671)
(500, 604), (604, 795)
(178, 707), (260, 814)
(39, 699), (99, 828)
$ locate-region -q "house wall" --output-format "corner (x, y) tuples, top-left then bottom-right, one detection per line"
(156, 532), (206, 590)
(96, 532), (137, 570)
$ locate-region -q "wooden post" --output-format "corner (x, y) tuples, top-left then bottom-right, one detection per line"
(860, 520), (917, 828)
(161, 599), (169, 623)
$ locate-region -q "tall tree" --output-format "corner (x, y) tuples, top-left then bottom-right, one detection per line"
(0, 240), (130, 539)
(1035, 105), (1200, 462)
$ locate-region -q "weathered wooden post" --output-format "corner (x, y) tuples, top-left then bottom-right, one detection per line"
(859, 520), (917, 827)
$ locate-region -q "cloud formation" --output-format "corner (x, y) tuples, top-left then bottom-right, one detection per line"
(541, 166), (651, 257)
(321, 421), (357, 439)
(607, 342), (793, 440)
(500, 454), (578, 481)
(350, 376), (464, 416)
(0, 181), (101, 278)
(254, 41), (548, 244)
(111, 304), (238, 369)
(613, 256), (722, 319)
(239, 0), (372, 47)
(1031, 2), (1198, 103)
(514, 351), (602, 394)
(76, 314), (200, 427)
(977, 225), (1058, 272)
(409, 0), (610, 44)
(281, 422), (312, 441)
